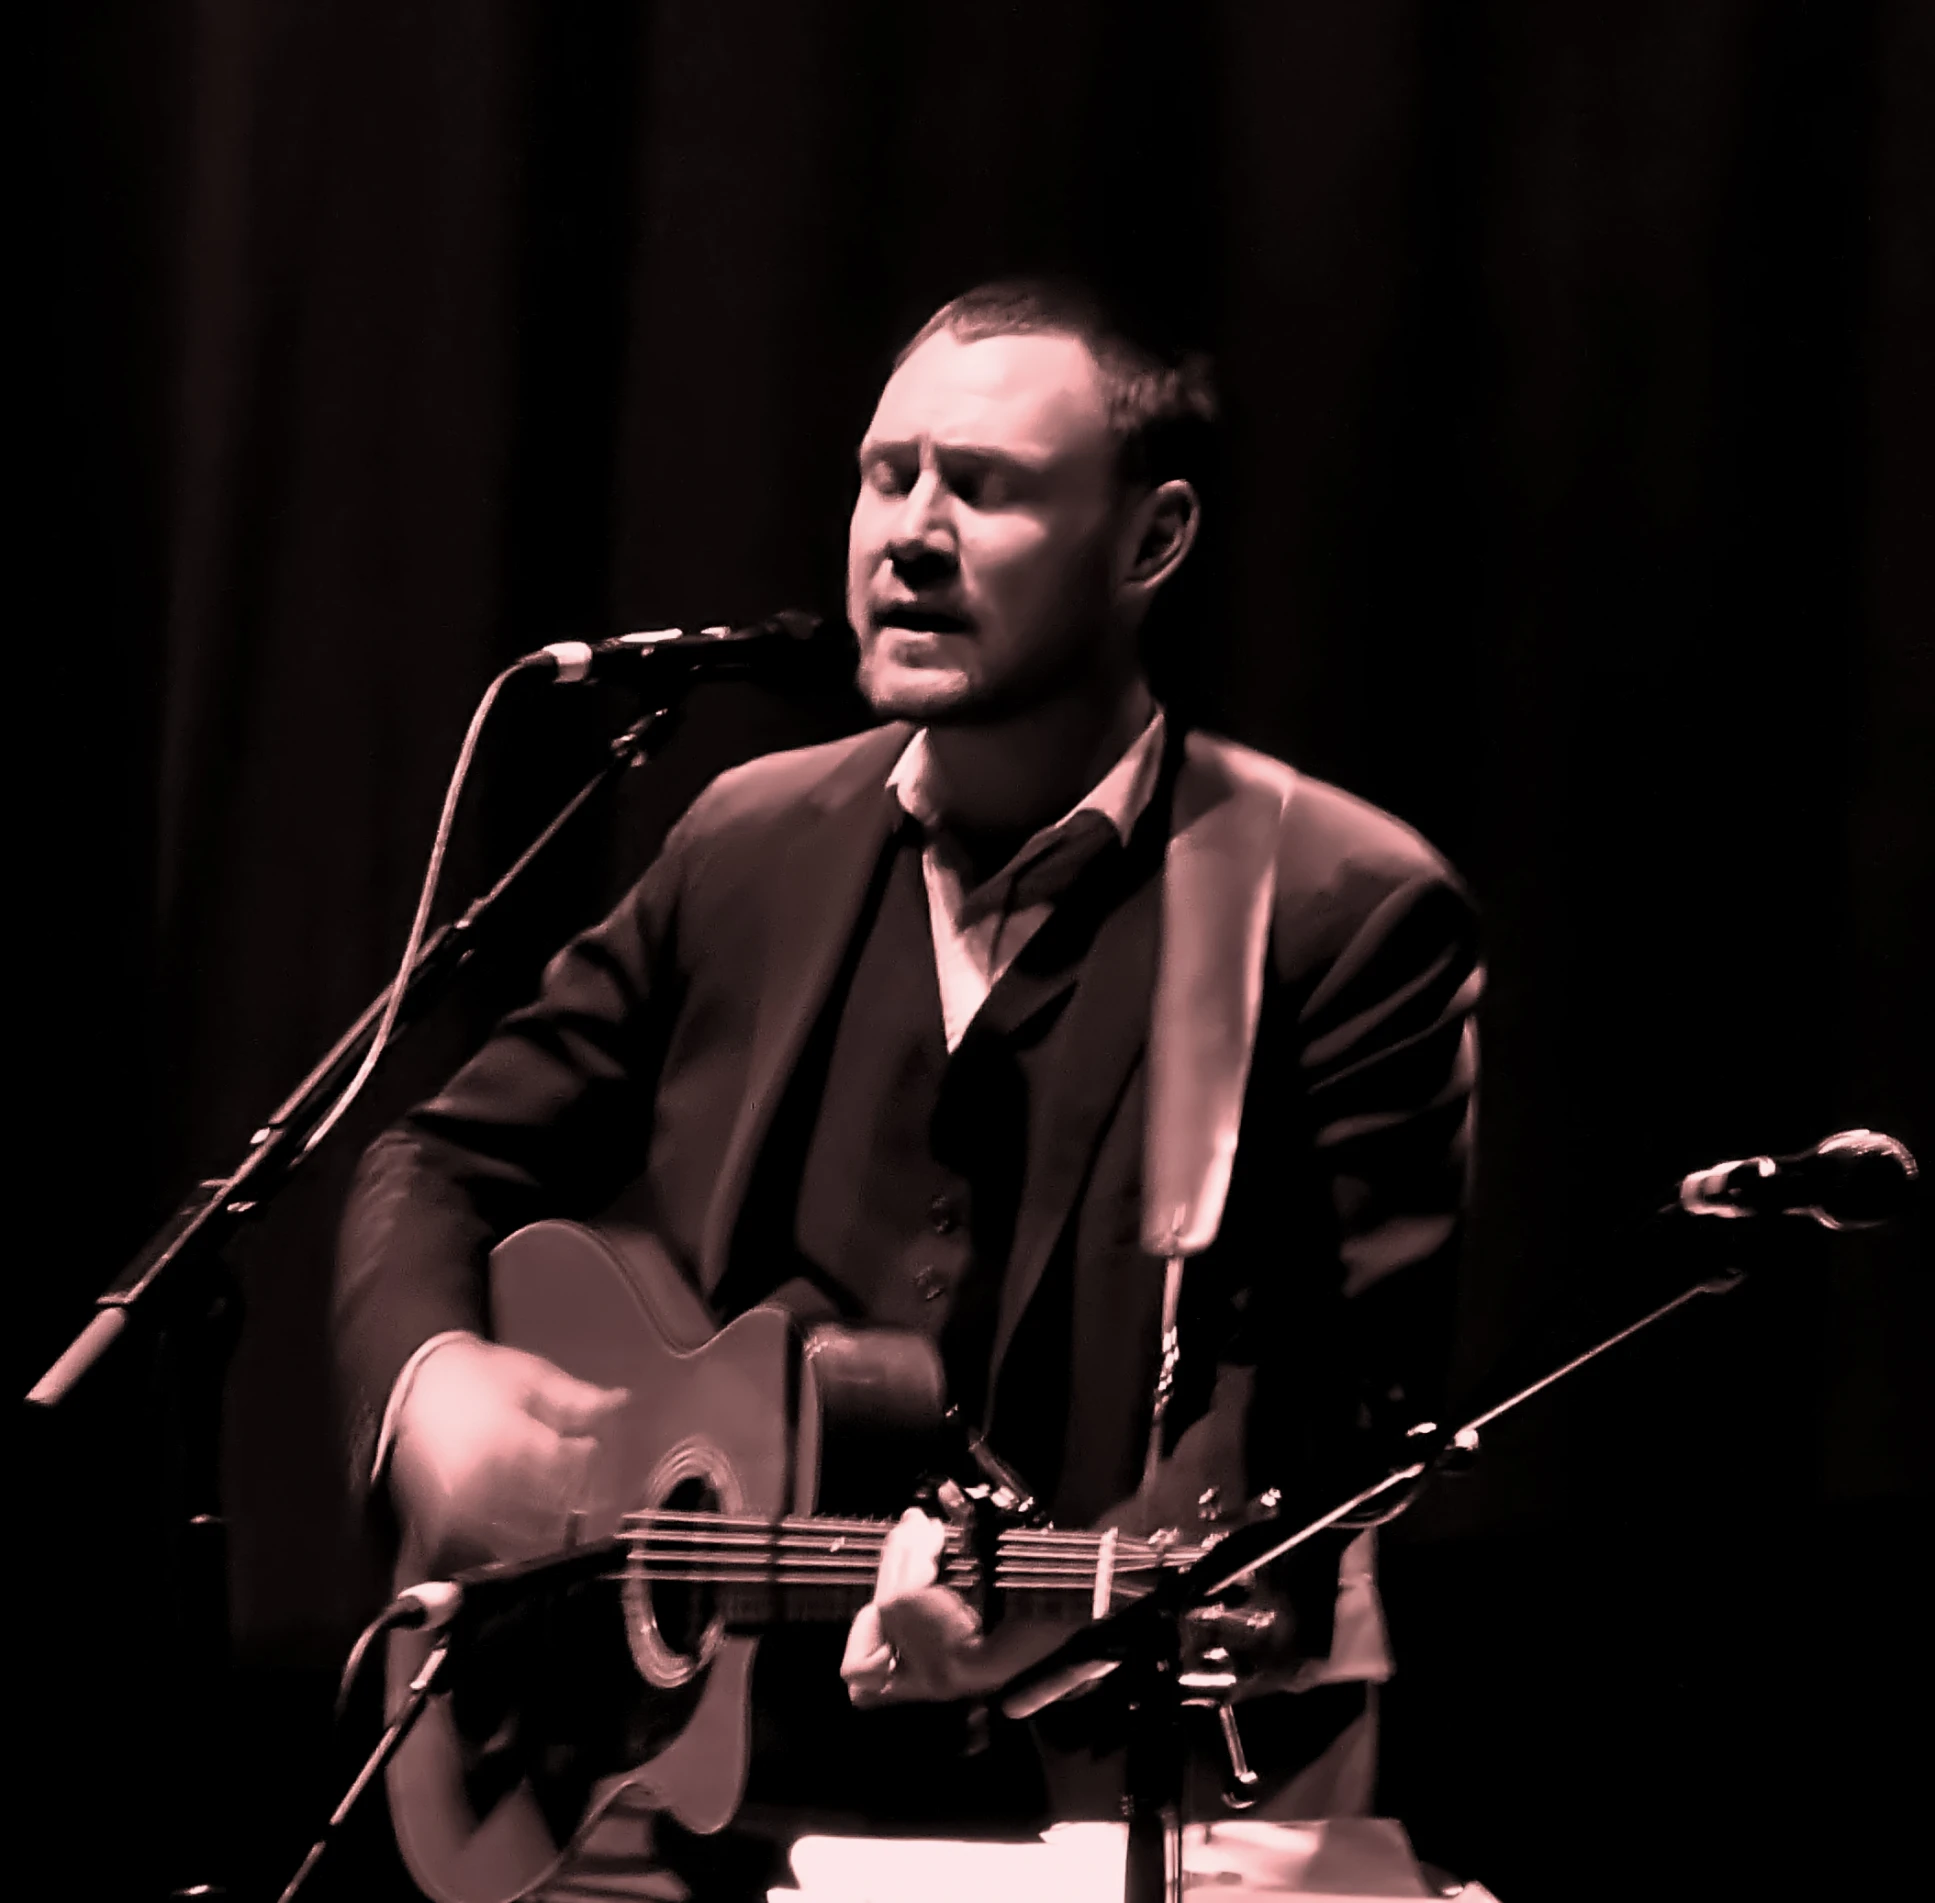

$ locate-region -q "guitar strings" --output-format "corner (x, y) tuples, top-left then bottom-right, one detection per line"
(622, 1509), (1201, 1555)
(614, 1510), (1203, 1596)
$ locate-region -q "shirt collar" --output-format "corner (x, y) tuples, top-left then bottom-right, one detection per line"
(887, 705), (1168, 852)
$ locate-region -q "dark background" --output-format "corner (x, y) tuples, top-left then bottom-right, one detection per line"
(24, 3), (1931, 1898)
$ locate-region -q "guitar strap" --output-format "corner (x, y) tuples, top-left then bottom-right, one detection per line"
(1140, 731), (1390, 1685)
(1139, 729), (1295, 1493)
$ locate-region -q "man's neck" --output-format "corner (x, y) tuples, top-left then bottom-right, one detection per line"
(917, 677), (1157, 846)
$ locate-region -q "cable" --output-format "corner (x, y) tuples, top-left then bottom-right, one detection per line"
(300, 658), (533, 1160)
(334, 1600), (409, 1723)
(333, 1577), (470, 1722)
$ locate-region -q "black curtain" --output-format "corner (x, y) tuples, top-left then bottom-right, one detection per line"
(28, 4), (1931, 1898)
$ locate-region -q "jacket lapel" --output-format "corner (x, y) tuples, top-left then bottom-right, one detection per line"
(697, 727), (910, 1297)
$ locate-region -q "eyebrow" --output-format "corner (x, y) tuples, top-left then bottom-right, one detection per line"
(855, 437), (1054, 474)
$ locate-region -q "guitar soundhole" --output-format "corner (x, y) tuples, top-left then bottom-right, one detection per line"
(624, 1436), (741, 1691)
(652, 1476), (720, 1661)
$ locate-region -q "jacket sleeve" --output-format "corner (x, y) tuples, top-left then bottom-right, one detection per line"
(1287, 857), (1482, 1446)
(330, 809), (694, 1501)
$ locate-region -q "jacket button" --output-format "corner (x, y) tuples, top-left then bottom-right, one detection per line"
(915, 1265), (946, 1302)
(929, 1193), (961, 1235)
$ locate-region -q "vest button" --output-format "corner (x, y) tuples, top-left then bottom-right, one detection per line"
(928, 1193), (961, 1235)
(915, 1265), (946, 1302)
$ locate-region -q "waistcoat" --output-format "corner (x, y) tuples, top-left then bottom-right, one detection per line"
(733, 809), (1163, 1440)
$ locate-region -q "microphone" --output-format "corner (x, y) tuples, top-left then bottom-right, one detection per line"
(519, 610), (843, 686)
(1676, 1129), (1918, 1230)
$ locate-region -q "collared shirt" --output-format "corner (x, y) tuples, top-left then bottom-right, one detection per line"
(887, 708), (1168, 1053)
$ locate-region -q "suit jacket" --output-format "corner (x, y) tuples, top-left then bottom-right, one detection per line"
(334, 721), (1481, 1594)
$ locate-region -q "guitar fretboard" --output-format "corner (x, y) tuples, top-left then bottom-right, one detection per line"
(620, 1510), (1204, 1623)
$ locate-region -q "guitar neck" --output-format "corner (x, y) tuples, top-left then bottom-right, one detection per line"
(624, 1510), (1202, 1626)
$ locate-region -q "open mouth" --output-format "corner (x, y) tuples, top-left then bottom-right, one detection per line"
(874, 605), (974, 635)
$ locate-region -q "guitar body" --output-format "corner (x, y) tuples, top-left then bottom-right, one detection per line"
(386, 1222), (945, 1903)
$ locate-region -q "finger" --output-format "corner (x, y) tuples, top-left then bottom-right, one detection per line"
(841, 1605), (897, 1705)
(398, 1409), (572, 1566)
(846, 1514), (950, 1707)
(459, 1419), (605, 1551)
(842, 1605), (892, 1678)
(873, 1587), (985, 1701)
(883, 1597), (1091, 1705)
(877, 1587), (982, 1652)
(541, 1427), (602, 1502)
(522, 1367), (630, 1436)
(845, 1674), (895, 1709)
(874, 1509), (948, 1601)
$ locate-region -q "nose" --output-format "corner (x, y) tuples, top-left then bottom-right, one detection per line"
(884, 467), (953, 553)
(884, 468), (957, 588)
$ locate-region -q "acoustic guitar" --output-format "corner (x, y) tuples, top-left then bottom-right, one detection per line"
(385, 1221), (1207, 1903)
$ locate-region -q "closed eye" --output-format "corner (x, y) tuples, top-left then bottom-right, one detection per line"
(858, 440), (1045, 510)
(859, 446), (920, 498)
(935, 450), (1035, 509)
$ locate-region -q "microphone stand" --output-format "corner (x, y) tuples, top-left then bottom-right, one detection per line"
(276, 1638), (451, 1903)
(25, 697), (685, 1901)
(997, 1231), (1892, 1903)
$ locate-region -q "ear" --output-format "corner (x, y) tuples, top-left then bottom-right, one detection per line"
(1118, 479), (1200, 600)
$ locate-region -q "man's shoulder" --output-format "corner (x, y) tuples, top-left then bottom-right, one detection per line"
(1186, 730), (1461, 893)
(679, 723), (912, 841)
(1185, 731), (1475, 979)
(1278, 768), (1463, 897)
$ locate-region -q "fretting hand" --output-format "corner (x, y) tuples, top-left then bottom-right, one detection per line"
(840, 1506), (1087, 1708)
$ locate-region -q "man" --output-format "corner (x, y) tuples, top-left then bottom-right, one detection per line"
(335, 280), (1481, 1875)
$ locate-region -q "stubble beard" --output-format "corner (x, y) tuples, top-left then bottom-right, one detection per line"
(855, 643), (979, 724)
(858, 599), (1125, 731)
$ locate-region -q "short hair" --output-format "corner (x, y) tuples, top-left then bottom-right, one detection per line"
(897, 278), (1219, 493)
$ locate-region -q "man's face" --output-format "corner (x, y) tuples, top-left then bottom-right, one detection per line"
(847, 329), (1132, 724)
